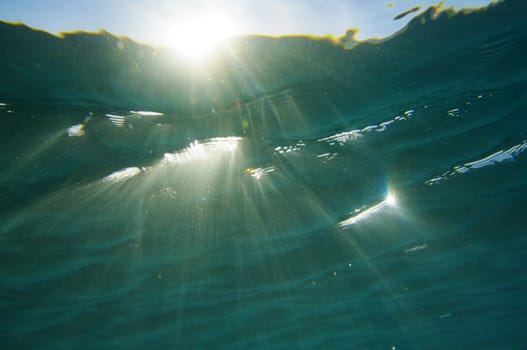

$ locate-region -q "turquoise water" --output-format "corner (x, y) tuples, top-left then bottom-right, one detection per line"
(1, 1), (526, 349)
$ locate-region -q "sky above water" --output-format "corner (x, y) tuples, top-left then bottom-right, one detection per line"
(0, 0), (495, 47)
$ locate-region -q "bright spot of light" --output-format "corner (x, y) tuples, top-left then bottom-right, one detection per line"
(130, 110), (164, 117)
(159, 14), (237, 59)
(163, 137), (241, 163)
(67, 124), (85, 137)
(102, 167), (143, 183)
(339, 190), (398, 229)
(245, 166), (276, 179)
(385, 192), (397, 206)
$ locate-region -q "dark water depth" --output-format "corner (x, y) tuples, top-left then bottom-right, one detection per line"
(1, 1), (526, 349)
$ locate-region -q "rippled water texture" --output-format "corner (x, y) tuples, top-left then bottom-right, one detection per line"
(1, 1), (526, 349)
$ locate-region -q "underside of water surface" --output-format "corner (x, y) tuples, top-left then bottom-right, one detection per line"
(0, 1), (526, 349)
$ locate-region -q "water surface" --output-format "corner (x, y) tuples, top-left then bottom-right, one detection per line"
(0, 2), (526, 349)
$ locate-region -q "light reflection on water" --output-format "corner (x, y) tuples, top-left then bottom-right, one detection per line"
(339, 191), (398, 229)
(162, 137), (241, 164)
(102, 167), (144, 183)
(426, 140), (527, 185)
(244, 166), (276, 179)
(319, 109), (414, 146)
(66, 124), (85, 137)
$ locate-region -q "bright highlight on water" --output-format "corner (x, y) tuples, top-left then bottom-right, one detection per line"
(339, 192), (398, 228)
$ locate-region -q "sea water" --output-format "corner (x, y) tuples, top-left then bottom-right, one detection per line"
(0, 1), (526, 349)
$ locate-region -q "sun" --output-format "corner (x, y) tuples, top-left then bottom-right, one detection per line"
(160, 14), (237, 59)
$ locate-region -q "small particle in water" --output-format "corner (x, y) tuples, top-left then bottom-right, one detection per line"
(439, 313), (451, 319)
(391, 345), (397, 350)
(348, 263), (352, 267)
(333, 271), (337, 276)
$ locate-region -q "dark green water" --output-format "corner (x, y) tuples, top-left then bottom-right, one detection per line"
(1, 1), (526, 349)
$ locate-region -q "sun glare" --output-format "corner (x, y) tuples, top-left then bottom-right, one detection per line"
(161, 14), (237, 59)
(385, 192), (397, 206)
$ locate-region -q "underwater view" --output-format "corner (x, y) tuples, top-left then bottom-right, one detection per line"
(1, 0), (526, 349)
